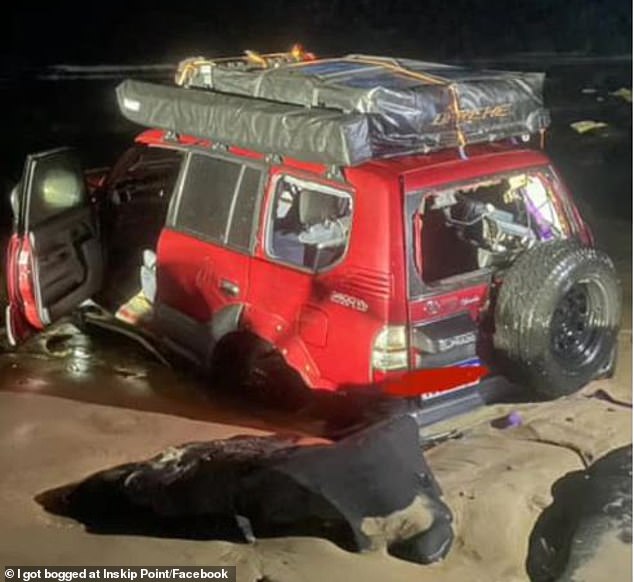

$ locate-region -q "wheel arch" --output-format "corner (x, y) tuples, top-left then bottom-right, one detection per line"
(214, 304), (329, 390)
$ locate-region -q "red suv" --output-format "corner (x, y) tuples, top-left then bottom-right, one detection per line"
(5, 53), (621, 407)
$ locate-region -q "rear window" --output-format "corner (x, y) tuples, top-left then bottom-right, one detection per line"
(173, 153), (263, 251)
(411, 168), (575, 287)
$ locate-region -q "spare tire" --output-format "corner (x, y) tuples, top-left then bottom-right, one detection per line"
(494, 240), (621, 398)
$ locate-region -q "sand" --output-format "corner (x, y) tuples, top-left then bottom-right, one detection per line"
(0, 325), (630, 582)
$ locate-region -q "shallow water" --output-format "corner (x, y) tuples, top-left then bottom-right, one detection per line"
(0, 322), (328, 434)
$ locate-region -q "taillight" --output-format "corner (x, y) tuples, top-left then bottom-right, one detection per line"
(16, 238), (45, 329)
(372, 325), (409, 371)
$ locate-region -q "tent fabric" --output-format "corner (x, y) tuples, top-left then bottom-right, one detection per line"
(116, 80), (372, 166)
(116, 55), (550, 167)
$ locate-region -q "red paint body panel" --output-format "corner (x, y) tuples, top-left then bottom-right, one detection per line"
(401, 148), (551, 193)
(243, 164), (400, 389)
(5, 234), (39, 343)
(3, 128), (593, 398)
(140, 129), (593, 395)
(16, 236), (43, 330)
(7, 234), (43, 332)
(157, 228), (251, 322)
(408, 283), (490, 323)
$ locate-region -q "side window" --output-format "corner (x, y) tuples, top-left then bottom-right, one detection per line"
(174, 153), (262, 251)
(26, 152), (85, 229)
(268, 176), (352, 271)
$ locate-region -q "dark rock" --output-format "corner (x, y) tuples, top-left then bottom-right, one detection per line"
(526, 445), (632, 581)
(39, 415), (453, 565)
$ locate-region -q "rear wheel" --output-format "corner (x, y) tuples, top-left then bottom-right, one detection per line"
(494, 240), (621, 398)
(210, 333), (310, 411)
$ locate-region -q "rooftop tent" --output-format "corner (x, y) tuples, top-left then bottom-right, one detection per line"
(116, 55), (550, 167)
(116, 80), (372, 166)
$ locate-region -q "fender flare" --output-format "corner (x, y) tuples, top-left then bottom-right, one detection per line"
(210, 303), (244, 343)
(201, 303), (244, 369)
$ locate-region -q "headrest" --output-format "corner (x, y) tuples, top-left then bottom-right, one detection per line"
(299, 189), (342, 225)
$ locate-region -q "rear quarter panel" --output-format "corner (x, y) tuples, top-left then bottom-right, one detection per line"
(245, 165), (404, 389)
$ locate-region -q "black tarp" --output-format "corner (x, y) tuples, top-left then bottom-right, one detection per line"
(116, 55), (550, 166)
(39, 416), (454, 565)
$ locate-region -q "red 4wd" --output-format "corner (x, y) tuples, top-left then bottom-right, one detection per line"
(5, 52), (621, 407)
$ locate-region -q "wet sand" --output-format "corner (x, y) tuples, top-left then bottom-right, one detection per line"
(0, 325), (630, 582)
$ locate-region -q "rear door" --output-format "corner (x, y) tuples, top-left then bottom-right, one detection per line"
(5, 148), (103, 344)
(404, 166), (575, 378)
(154, 150), (264, 362)
(404, 188), (491, 376)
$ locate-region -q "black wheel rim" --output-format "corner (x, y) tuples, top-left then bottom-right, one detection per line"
(551, 280), (603, 366)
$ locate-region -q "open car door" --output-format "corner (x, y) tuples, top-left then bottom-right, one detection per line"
(5, 148), (103, 345)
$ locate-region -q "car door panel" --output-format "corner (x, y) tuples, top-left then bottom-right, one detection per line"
(156, 228), (250, 363)
(31, 205), (103, 322)
(4, 148), (103, 343)
(155, 152), (264, 358)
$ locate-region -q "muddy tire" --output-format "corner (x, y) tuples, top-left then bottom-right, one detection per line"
(494, 240), (621, 399)
(210, 334), (310, 411)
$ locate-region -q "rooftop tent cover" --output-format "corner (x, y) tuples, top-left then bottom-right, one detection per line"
(116, 54), (550, 166)
(116, 80), (372, 166)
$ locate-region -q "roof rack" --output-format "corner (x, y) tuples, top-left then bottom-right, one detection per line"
(175, 44), (316, 87)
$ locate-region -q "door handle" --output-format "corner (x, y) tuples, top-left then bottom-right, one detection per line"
(219, 279), (240, 297)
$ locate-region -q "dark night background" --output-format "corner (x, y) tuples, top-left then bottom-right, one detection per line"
(1, 0), (632, 67)
(0, 1), (631, 225)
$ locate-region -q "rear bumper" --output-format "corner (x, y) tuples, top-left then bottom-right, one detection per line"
(410, 374), (521, 428)
(374, 374), (521, 428)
